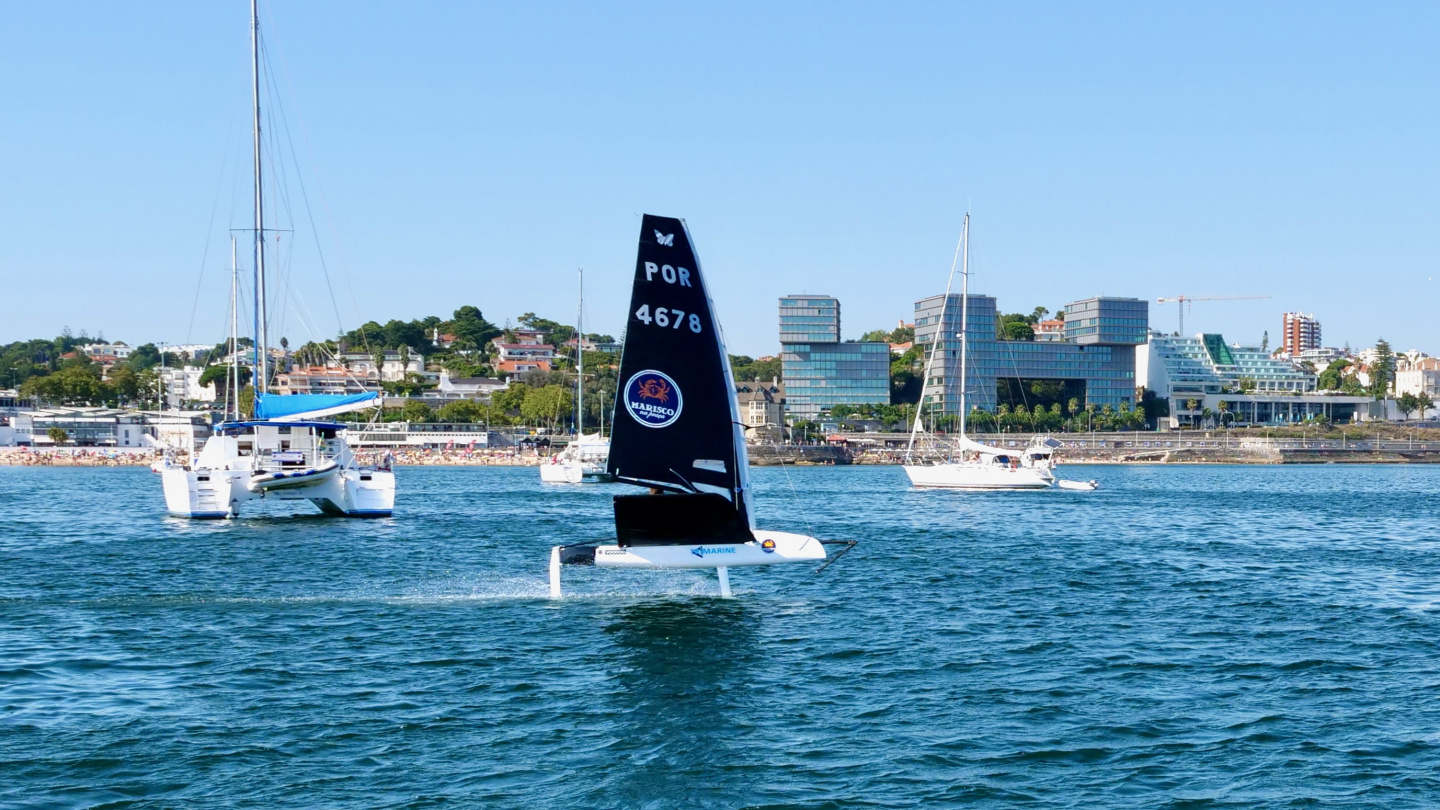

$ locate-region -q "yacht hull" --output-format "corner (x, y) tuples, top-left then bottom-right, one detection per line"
(539, 462), (613, 484)
(903, 463), (1054, 490)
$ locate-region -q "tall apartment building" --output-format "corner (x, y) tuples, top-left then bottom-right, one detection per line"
(913, 295), (1146, 415)
(1281, 312), (1321, 356)
(778, 295), (890, 420)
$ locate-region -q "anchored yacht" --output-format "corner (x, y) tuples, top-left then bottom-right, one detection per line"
(161, 0), (397, 518)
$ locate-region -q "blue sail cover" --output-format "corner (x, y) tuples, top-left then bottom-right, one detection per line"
(253, 392), (380, 421)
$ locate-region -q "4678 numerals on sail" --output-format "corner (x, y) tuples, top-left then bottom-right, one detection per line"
(635, 304), (702, 333)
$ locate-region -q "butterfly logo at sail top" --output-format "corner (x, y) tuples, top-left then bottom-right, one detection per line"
(623, 370), (684, 428)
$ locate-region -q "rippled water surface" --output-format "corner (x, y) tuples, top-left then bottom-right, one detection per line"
(4, 463), (1440, 807)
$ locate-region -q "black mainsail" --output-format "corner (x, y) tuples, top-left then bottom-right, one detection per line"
(607, 215), (753, 545)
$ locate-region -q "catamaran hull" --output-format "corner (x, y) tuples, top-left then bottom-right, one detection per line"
(903, 463), (1054, 490)
(163, 467), (395, 518)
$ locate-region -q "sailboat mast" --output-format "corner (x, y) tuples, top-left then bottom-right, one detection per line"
(230, 236), (240, 422)
(250, 0), (268, 396)
(905, 220), (967, 458)
(570, 266), (576, 432)
(958, 214), (969, 439)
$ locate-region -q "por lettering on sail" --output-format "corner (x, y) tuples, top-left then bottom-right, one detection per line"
(623, 369), (684, 428)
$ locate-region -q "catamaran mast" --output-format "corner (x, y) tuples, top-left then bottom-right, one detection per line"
(250, 0), (268, 397)
(230, 236), (240, 422)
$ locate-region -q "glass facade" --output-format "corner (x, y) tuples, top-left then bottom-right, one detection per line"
(1064, 298), (1150, 345)
(779, 295), (889, 419)
(1148, 333), (1315, 397)
(914, 294), (1146, 416)
(779, 296), (841, 343)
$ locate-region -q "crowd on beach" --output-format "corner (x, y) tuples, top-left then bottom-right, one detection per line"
(354, 448), (542, 467)
(0, 447), (154, 467)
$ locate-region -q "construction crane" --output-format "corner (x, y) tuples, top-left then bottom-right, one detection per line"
(1155, 295), (1271, 336)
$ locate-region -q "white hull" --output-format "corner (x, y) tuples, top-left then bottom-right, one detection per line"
(548, 530), (827, 598)
(162, 426), (394, 518)
(163, 465), (394, 518)
(903, 462), (1055, 490)
(592, 530), (825, 569)
(538, 461), (612, 484)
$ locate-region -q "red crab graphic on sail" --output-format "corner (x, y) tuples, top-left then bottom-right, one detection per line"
(635, 377), (671, 403)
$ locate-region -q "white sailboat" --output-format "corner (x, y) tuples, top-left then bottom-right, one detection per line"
(160, 0), (396, 518)
(548, 215), (853, 596)
(540, 268), (613, 484)
(902, 214), (1095, 492)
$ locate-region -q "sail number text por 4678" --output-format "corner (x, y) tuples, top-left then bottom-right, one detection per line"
(634, 304), (702, 333)
(636, 261), (702, 332)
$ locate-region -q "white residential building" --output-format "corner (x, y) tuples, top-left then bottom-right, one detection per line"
(158, 366), (216, 408)
(80, 341), (132, 360)
(337, 351), (425, 382)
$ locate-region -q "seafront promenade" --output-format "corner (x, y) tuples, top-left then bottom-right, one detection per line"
(0, 448), (546, 468)
(9, 432), (1440, 468)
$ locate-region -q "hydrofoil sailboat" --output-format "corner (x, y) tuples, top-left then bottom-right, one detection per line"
(548, 215), (852, 596)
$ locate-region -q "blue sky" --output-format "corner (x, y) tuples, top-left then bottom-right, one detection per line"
(2, 2), (1436, 357)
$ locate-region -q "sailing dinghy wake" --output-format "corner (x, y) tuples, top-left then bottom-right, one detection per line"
(548, 215), (854, 597)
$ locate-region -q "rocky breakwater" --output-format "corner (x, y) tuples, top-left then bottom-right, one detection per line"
(746, 443), (852, 466)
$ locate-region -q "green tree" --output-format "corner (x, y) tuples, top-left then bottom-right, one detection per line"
(1418, 391), (1434, 419)
(1316, 358), (1351, 390)
(1370, 339), (1395, 400)
(402, 400), (434, 423)
(520, 384), (572, 430)
(447, 306), (503, 352)
(22, 363), (107, 405)
(106, 366), (144, 405)
(1396, 392), (1419, 421)
(438, 400), (484, 423)
(492, 382), (528, 411)
(46, 427), (68, 446)
(730, 355), (783, 382)
(1000, 320), (1035, 341)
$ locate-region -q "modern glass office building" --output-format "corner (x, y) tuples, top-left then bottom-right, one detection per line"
(913, 294), (1147, 415)
(779, 296), (842, 343)
(779, 295), (890, 420)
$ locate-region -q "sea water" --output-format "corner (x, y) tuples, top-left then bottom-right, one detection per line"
(3, 464), (1440, 807)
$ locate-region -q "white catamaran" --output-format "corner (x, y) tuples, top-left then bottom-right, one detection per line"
(903, 214), (1096, 492)
(540, 268), (613, 484)
(548, 215), (853, 596)
(160, 0), (395, 518)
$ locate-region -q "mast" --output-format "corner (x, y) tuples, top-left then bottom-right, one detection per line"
(250, 0), (268, 397)
(958, 214), (969, 440)
(570, 266), (576, 432)
(906, 216), (967, 459)
(229, 236), (240, 421)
